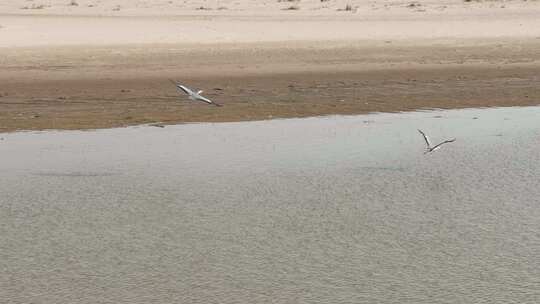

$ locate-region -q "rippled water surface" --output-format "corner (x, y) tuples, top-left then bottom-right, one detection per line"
(1, 107), (540, 303)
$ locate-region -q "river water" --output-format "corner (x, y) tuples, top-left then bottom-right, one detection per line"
(1, 107), (539, 303)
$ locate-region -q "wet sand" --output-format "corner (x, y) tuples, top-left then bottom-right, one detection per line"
(1, 39), (540, 132)
(1, 1), (540, 132)
(1, 0), (540, 133)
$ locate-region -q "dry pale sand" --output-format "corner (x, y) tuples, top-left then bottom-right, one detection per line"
(1, 0), (539, 131)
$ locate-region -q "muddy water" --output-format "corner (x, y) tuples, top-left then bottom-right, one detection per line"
(1, 107), (539, 303)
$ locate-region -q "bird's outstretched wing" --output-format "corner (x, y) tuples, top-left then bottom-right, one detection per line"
(169, 79), (193, 95)
(177, 85), (194, 96)
(431, 138), (456, 150)
(198, 95), (222, 107)
(417, 129), (431, 148)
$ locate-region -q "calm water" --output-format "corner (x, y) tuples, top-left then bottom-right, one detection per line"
(1, 107), (539, 303)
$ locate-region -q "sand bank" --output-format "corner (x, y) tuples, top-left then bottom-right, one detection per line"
(1, 1), (539, 131)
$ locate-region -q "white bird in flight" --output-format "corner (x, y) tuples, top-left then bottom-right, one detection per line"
(169, 80), (222, 107)
(418, 129), (456, 154)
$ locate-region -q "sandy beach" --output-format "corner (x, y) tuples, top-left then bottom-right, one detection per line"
(1, 0), (540, 131)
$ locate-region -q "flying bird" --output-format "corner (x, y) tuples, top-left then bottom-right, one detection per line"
(418, 129), (455, 154)
(169, 80), (222, 107)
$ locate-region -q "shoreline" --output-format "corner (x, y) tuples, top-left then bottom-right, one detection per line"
(2, 61), (539, 133)
(3, 104), (540, 136)
(1, 1), (539, 132)
(2, 39), (539, 133)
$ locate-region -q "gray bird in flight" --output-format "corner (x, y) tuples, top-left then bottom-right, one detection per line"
(169, 80), (222, 107)
(418, 129), (455, 154)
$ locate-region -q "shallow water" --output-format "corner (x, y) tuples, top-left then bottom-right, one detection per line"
(1, 107), (540, 303)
